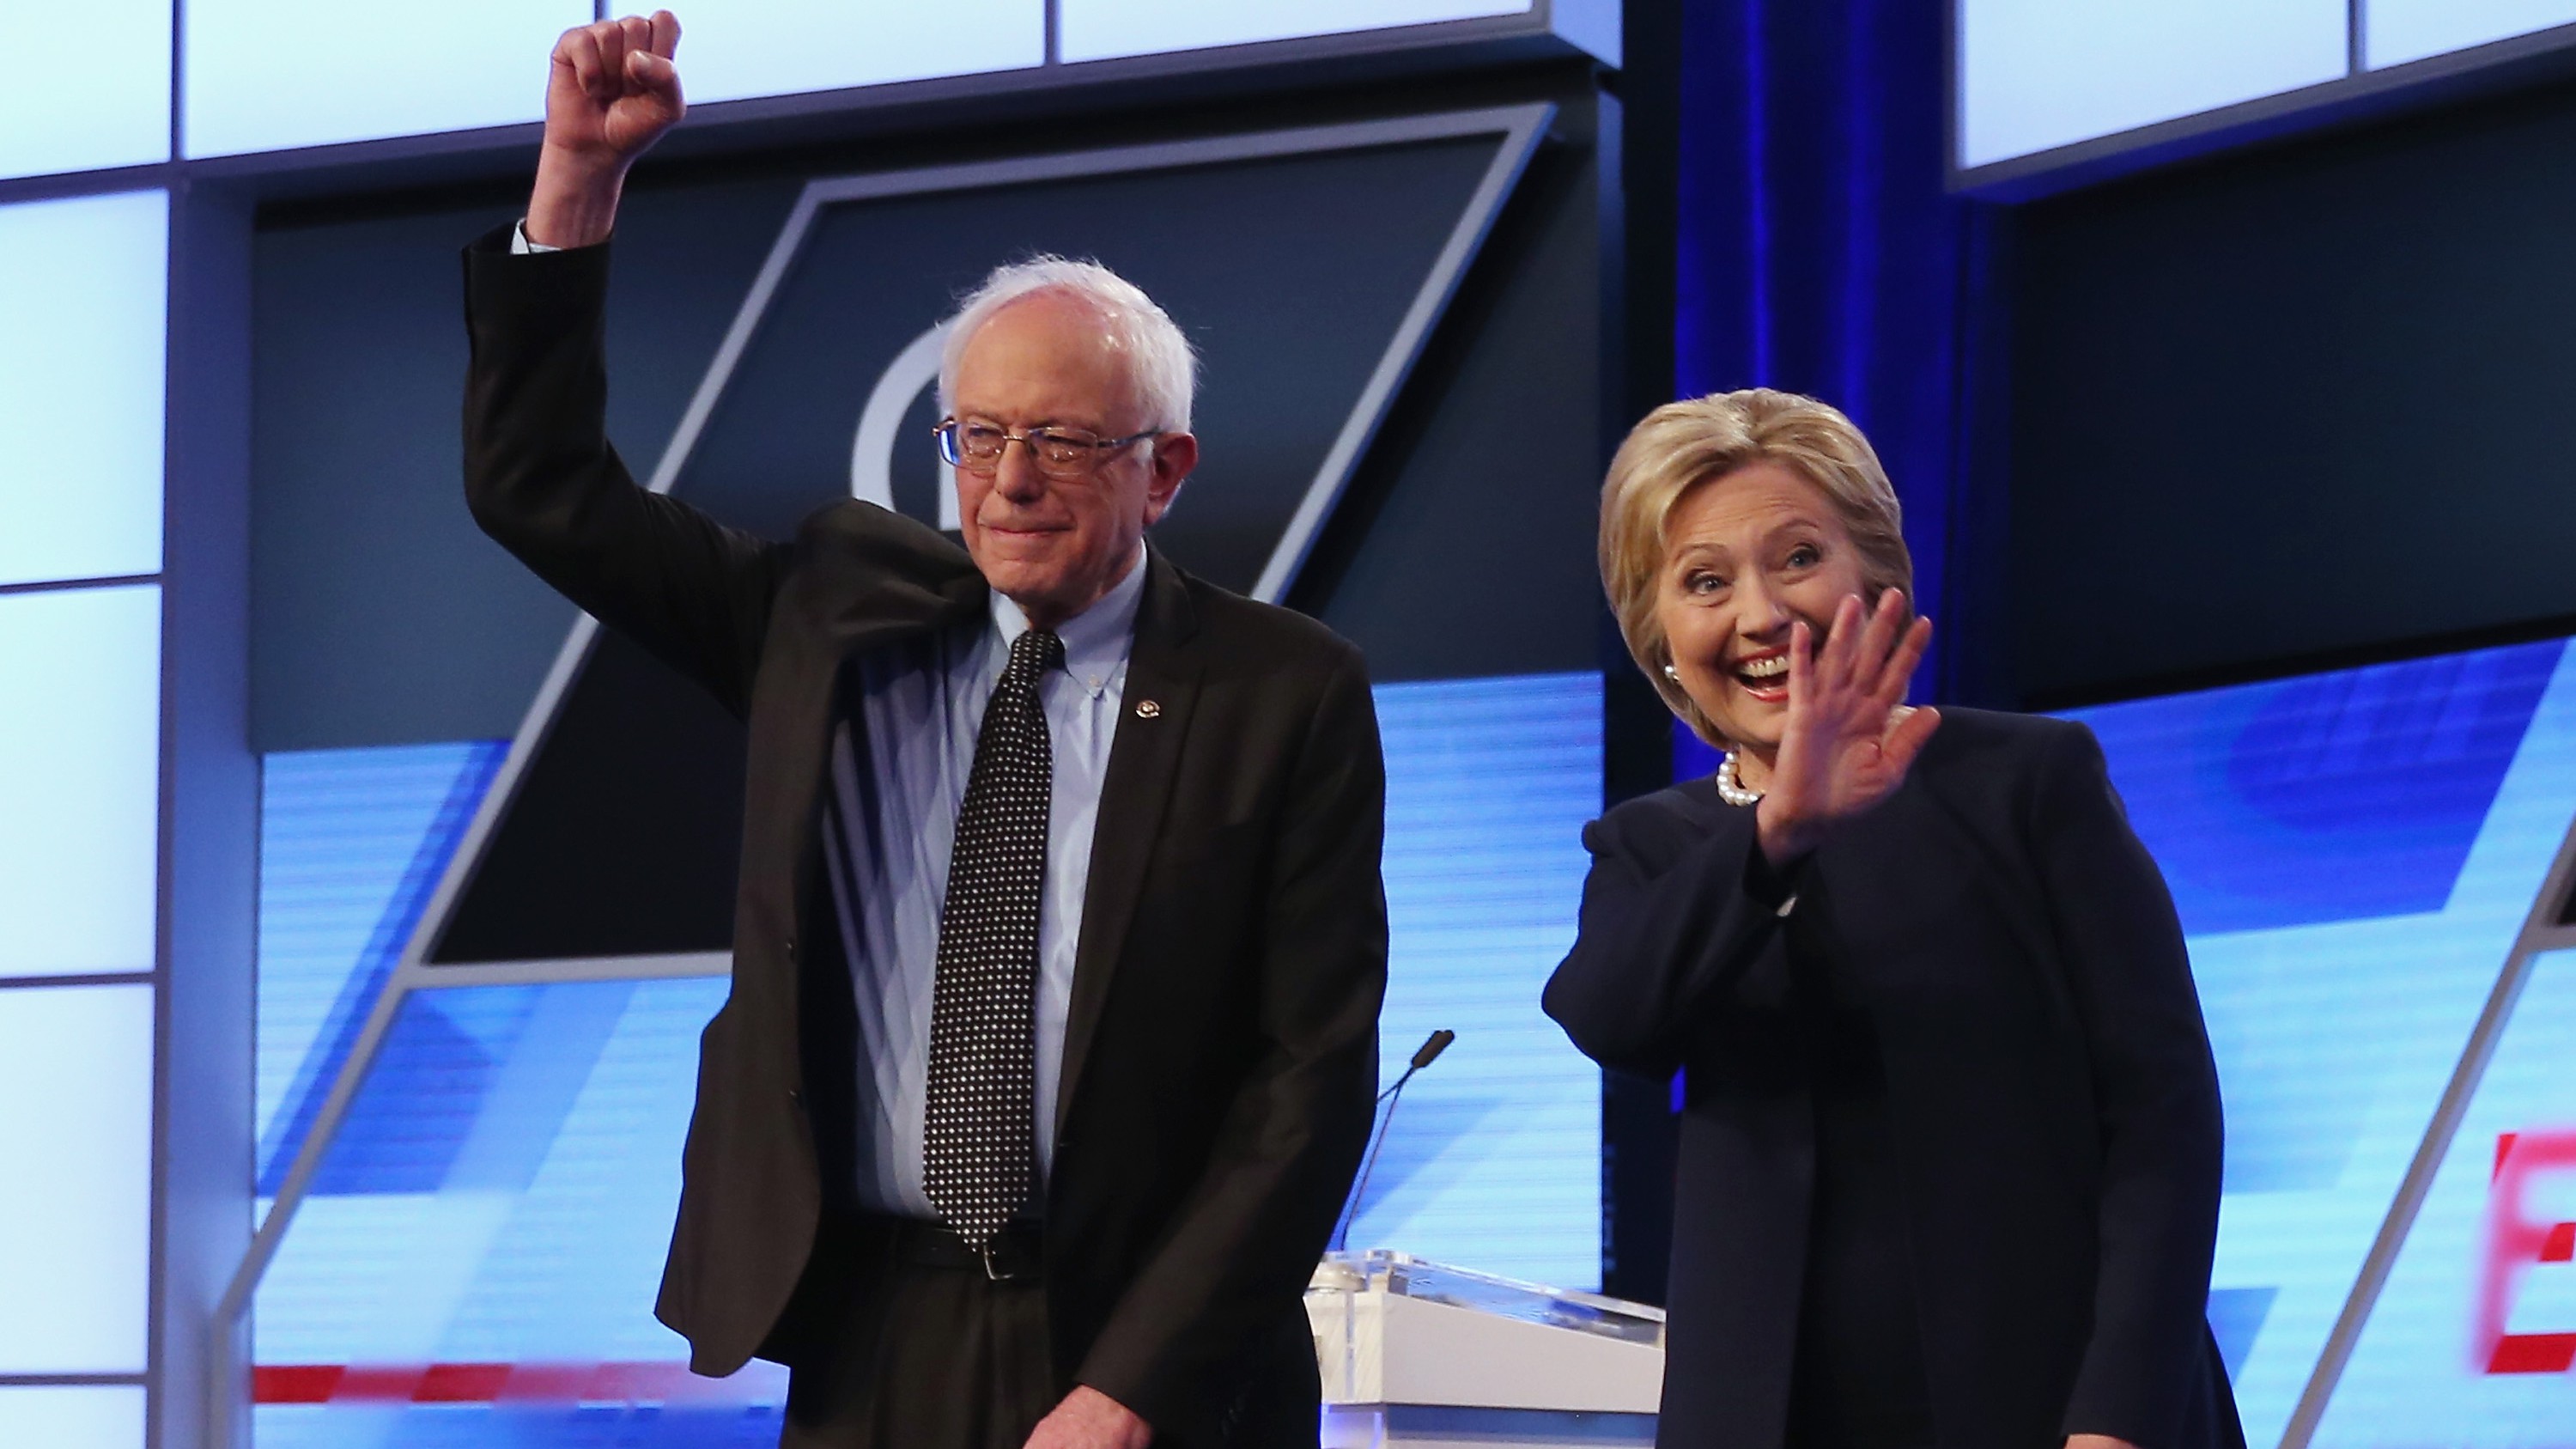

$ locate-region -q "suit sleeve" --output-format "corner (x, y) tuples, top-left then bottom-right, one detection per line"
(462, 226), (787, 717)
(1541, 805), (1800, 1081)
(1073, 645), (1389, 1440)
(2034, 723), (2227, 1448)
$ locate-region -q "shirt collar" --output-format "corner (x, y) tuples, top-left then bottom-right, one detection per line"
(987, 542), (1149, 699)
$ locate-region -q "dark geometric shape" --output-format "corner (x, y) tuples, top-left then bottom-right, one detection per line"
(431, 630), (745, 963)
(425, 112), (1546, 967)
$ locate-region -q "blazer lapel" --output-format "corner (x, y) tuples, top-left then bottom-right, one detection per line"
(1055, 550), (1202, 1135)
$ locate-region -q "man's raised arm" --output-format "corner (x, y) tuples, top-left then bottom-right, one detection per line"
(464, 9), (788, 717)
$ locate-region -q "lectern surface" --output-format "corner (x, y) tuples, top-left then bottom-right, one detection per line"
(1306, 1251), (1663, 1447)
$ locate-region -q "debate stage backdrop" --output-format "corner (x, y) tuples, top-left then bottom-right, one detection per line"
(251, 641), (2576, 1447)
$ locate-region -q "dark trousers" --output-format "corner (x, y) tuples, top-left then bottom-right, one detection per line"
(780, 1215), (1060, 1449)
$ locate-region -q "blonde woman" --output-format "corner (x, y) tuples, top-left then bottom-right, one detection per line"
(1544, 392), (2242, 1449)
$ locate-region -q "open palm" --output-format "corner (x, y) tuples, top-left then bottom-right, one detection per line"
(1755, 590), (1939, 862)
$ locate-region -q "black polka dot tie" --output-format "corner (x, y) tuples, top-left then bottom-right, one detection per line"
(923, 627), (1062, 1252)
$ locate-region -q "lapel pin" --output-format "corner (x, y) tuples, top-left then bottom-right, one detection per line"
(1134, 699), (1162, 719)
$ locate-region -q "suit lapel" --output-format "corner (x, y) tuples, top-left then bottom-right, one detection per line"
(1055, 550), (1202, 1135)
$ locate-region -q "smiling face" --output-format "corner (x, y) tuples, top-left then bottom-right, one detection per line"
(948, 290), (1196, 629)
(1656, 459), (1872, 762)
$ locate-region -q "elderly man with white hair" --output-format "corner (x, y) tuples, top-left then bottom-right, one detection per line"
(460, 14), (1391, 1449)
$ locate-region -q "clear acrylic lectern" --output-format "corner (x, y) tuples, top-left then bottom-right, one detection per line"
(1306, 1251), (1664, 1447)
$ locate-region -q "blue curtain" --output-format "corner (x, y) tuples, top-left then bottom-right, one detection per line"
(1672, 0), (2009, 709)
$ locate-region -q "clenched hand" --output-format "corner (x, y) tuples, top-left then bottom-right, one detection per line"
(526, 10), (683, 248)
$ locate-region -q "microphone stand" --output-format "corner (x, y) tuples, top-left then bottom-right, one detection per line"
(1330, 1030), (1454, 1253)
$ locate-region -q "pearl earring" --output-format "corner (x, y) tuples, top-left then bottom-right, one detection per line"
(1662, 664), (1680, 683)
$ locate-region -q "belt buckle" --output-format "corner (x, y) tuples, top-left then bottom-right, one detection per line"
(980, 1241), (1015, 1282)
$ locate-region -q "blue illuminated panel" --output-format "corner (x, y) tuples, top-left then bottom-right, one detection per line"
(257, 744), (508, 1190)
(1062, 0), (1531, 61)
(1958, 0), (2348, 167)
(681, 0), (1039, 106)
(250, 671), (1601, 1443)
(2366, 0), (2576, 68)
(252, 977), (773, 1447)
(0, 1), (169, 180)
(0, 584), (161, 979)
(2063, 639), (2576, 1442)
(0, 984), (156, 1374)
(0, 1385), (146, 1447)
(184, 0), (588, 157)
(0, 192), (166, 588)
(1342, 672), (1601, 1289)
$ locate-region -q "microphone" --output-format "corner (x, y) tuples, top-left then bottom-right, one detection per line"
(1406, 1029), (1455, 1076)
(1330, 1030), (1455, 1252)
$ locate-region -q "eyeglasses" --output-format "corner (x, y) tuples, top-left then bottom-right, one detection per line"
(933, 417), (1159, 478)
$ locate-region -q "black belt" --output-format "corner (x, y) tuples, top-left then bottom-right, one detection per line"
(856, 1213), (1045, 1282)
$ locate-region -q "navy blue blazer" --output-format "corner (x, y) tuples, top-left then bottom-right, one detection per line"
(1546, 709), (2244, 1449)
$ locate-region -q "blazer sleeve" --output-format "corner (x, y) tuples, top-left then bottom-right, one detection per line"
(1072, 645), (1390, 1440)
(461, 227), (787, 718)
(1541, 801), (1801, 1081)
(2032, 723), (2227, 1448)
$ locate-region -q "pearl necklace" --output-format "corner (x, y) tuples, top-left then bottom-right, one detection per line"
(1715, 750), (1764, 807)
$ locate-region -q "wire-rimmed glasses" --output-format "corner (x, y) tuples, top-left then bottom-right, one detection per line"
(933, 416), (1159, 478)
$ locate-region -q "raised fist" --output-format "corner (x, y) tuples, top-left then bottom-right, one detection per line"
(544, 11), (684, 171)
(526, 11), (682, 247)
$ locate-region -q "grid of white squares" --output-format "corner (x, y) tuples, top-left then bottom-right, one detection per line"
(0, 188), (167, 1449)
(0, 1), (1566, 176)
(1963, 0), (2576, 169)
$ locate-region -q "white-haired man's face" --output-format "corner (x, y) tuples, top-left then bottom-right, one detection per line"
(949, 291), (1197, 630)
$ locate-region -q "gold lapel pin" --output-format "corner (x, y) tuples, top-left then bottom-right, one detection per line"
(1134, 699), (1162, 719)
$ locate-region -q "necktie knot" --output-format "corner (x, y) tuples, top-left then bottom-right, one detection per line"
(1005, 628), (1065, 687)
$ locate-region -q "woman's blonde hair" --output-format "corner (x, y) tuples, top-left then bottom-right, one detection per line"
(1600, 389), (1912, 745)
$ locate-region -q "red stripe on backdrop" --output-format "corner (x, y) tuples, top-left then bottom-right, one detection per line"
(335, 1367), (427, 1402)
(252, 1366), (341, 1403)
(252, 1361), (790, 1406)
(2488, 1333), (2576, 1374)
(415, 1364), (511, 1402)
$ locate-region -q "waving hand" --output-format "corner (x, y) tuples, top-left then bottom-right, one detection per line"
(1753, 589), (1940, 864)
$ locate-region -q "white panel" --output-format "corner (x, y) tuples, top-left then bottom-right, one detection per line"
(0, 586), (161, 979)
(2366, 0), (2576, 69)
(0, 192), (167, 588)
(0, 985), (156, 1373)
(185, 0), (591, 156)
(0, 1385), (146, 1448)
(0, 0), (170, 179)
(1960, 0), (2350, 168)
(680, 0), (1040, 105)
(1063, 0), (1529, 63)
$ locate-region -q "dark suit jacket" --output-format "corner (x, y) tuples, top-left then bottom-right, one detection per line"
(460, 231), (1388, 1447)
(1545, 709), (2244, 1449)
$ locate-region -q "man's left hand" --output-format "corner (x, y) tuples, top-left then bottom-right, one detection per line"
(1024, 1385), (1151, 1449)
(2067, 1436), (2141, 1449)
